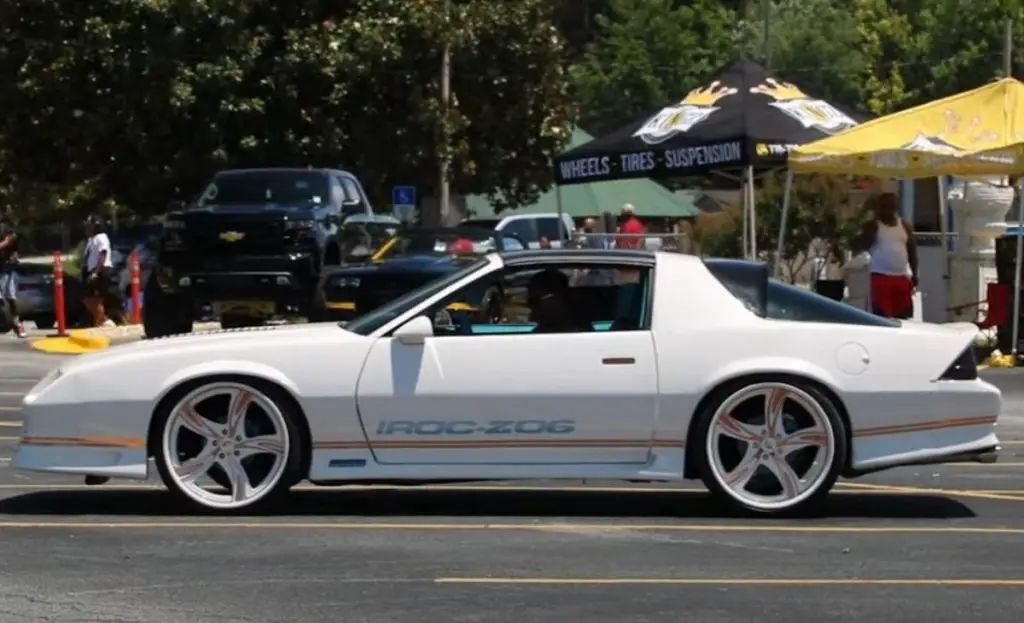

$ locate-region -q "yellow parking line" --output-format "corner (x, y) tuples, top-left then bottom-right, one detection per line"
(945, 462), (1024, 467)
(435, 577), (1024, 586)
(0, 520), (1022, 533)
(835, 482), (1024, 497)
(0, 422), (21, 428)
(0, 437), (18, 441)
(0, 407), (18, 412)
(0, 392), (23, 397)
(839, 481), (1024, 502)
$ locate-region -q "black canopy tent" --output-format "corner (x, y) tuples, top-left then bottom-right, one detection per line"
(553, 58), (867, 258)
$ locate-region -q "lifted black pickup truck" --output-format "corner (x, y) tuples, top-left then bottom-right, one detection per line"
(143, 167), (374, 338)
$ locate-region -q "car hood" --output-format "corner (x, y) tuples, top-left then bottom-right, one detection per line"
(329, 255), (464, 276)
(181, 204), (316, 220)
(59, 322), (363, 375)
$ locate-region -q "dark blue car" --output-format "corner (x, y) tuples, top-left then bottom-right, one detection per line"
(312, 227), (525, 322)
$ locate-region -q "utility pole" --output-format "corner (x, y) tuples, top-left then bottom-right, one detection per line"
(438, 0), (452, 226)
(1005, 18), (1013, 77)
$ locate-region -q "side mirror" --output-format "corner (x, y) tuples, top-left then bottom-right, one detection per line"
(394, 315), (434, 346)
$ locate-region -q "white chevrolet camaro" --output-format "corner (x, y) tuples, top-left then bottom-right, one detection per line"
(13, 250), (1001, 516)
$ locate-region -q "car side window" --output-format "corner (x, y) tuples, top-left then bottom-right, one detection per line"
(328, 175), (346, 210)
(502, 236), (525, 251)
(421, 263), (652, 337)
(500, 219), (536, 244)
(536, 217), (569, 241)
(339, 176), (363, 203)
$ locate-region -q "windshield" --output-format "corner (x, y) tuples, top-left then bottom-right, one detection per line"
(344, 259), (491, 336)
(110, 224), (163, 250)
(197, 171), (330, 208)
(377, 230), (498, 260)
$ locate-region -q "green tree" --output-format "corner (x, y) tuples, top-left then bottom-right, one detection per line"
(736, 0), (869, 110)
(568, 0), (740, 138)
(853, 0), (928, 114)
(697, 173), (865, 282)
(0, 0), (575, 220)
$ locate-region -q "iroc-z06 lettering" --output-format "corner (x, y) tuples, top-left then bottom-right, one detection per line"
(375, 420), (577, 436)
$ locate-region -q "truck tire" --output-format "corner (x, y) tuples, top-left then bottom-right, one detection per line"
(143, 274), (193, 339)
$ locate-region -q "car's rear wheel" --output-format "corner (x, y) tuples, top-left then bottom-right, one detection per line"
(153, 379), (304, 513)
(693, 380), (846, 516)
(33, 315), (55, 330)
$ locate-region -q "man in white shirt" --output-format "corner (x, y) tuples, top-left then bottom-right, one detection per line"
(82, 216), (116, 327)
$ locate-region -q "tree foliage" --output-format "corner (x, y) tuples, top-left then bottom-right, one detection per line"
(0, 0), (574, 221)
(697, 173), (867, 281)
(567, 0), (739, 138)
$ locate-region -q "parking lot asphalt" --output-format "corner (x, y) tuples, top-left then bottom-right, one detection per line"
(1, 348), (1024, 621)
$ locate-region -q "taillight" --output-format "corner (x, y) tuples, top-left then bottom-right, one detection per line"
(940, 347), (978, 380)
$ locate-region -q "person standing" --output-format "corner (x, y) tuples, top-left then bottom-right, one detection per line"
(616, 203), (647, 249)
(578, 217), (614, 286)
(853, 192), (919, 319)
(580, 217), (612, 249)
(82, 215), (116, 327)
(0, 215), (25, 337)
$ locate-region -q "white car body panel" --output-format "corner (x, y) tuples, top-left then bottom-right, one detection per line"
(14, 251), (1001, 488)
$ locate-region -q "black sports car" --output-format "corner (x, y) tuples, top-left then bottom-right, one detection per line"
(311, 227), (526, 322)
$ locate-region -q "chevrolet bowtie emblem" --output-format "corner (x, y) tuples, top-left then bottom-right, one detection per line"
(219, 231), (245, 242)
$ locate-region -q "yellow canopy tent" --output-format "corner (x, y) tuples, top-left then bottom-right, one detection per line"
(789, 78), (1024, 177)
(778, 78), (1024, 355)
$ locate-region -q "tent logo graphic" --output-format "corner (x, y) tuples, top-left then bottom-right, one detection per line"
(900, 133), (966, 155)
(633, 81), (738, 145)
(751, 78), (857, 135)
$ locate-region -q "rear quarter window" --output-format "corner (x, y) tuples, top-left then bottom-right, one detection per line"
(766, 281), (899, 327)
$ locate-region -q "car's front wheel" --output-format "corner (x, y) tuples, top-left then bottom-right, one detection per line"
(152, 378), (305, 514)
(693, 379), (846, 516)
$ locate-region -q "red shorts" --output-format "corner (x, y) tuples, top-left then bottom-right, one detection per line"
(870, 273), (913, 318)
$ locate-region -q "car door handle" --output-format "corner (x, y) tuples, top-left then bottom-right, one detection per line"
(602, 357), (635, 365)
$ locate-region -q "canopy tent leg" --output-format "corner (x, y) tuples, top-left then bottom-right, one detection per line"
(1012, 182), (1023, 360)
(774, 169), (795, 277)
(555, 185), (566, 244)
(747, 166), (757, 259)
(741, 177), (749, 259)
(937, 177), (951, 320)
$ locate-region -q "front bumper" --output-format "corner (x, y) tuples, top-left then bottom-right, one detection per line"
(157, 251), (319, 315)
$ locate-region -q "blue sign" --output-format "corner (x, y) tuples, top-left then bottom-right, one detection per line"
(392, 185), (416, 207)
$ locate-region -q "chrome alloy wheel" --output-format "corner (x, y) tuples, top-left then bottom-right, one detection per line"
(705, 382), (836, 512)
(160, 382), (290, 510)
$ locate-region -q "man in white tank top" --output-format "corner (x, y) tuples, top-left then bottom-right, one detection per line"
(852, 192), (918, 318)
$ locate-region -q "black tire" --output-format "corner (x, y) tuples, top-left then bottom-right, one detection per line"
(220, 314), (264, 330)
(692, 378), (847, 518)
(151, 376), (306, 514)
(308, 278), (330, 323)
(33, 315), (55, 330)
(142, 273), (193, 339)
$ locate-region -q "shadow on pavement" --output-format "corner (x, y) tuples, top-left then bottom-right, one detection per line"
(0, 488), (977, 520)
